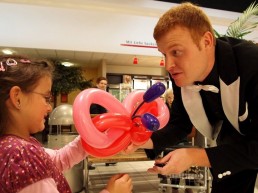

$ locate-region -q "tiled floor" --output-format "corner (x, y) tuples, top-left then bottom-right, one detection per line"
(85, 161), (207, 193)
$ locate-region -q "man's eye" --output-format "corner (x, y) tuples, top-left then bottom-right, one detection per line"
(172, 50), (182, 57)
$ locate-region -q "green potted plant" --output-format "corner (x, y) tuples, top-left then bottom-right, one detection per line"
(51, 61), (93, 107)
(214, 2), (258, 39)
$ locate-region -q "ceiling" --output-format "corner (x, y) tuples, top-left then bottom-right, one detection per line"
(0, 46), (162, 68)
(156, 0), (254, 13)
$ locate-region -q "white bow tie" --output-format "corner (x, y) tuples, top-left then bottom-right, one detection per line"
(185, 84), (219, 93)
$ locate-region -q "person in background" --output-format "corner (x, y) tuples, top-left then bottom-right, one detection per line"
(164, 88), (174, 108)
(90, 76), (117, 167)
(0, 56), (133, 193)
(88, 76), (108, 169)
(90, 76), (108, 114)
(125, 2), (258, 193)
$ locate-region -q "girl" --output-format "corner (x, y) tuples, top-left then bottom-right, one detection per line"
(0, 56), (133, 193)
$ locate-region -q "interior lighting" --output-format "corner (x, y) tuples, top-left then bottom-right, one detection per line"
(61, 61), (74, 67)
(2, 49), (13, 55)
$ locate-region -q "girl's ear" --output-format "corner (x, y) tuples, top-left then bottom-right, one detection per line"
(9, 86), (22, 110)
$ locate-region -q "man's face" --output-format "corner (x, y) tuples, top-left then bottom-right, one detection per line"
(157, 26), (214, 87)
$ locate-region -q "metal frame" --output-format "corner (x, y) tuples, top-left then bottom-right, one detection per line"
(158, 137), (212, 193)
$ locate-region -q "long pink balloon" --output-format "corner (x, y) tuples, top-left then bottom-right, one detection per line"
(81, 113), (132, 157)
(73, 88), (169, 157)
(73, 89), (129, 148)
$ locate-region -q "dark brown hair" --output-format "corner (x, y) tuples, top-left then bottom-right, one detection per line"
(0, 55), (54, 134)
(96, 76), (107, 84)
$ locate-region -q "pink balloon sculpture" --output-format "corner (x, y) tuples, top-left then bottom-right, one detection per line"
(73, 82), (169, 157)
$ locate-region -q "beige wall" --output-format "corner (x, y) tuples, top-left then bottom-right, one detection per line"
(55, 67), (98, 107)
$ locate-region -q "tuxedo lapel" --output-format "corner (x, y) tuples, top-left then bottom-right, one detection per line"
(220, 78), (242, 134)
(180, 38), (243, 139)
(216, 38), (243, 134)
(181, 80), (242, 140)
(181, 87), (214, 139)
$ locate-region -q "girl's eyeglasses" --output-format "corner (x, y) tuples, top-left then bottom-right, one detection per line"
(31, 91), (52, 104)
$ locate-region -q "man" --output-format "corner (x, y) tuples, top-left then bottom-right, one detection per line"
(126, 2), (258, 193)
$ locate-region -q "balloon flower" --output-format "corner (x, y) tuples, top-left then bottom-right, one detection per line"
(73, 82), (169, 157)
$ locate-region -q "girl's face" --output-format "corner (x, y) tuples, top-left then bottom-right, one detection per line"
(22, 76), (53, 135)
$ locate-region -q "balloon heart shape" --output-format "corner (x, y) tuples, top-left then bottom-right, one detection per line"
(73, 82), (169, 157)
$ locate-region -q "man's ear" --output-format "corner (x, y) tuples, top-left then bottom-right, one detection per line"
(9, 86), (22, 109)
(203, 31), (214, 48)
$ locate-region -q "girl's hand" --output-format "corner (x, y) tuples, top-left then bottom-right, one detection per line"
(105, 173), (133, 193)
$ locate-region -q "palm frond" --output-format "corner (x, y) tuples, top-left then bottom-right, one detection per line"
(213, 29), (222, 38)
(226, 2), (258, 39)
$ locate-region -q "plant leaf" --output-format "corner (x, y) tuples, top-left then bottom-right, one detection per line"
(226, 2), (258, 39)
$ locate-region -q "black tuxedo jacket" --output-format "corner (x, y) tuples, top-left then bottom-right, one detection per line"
(151, 37), (258, 192)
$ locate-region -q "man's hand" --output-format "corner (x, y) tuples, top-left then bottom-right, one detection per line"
(147, 148), (210, 175)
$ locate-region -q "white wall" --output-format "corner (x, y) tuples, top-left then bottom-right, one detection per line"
(0, 0), (257, 77)
(107, 64), (167, 76)
(0, 2), (160, 56)
(0, 0), (257, 57)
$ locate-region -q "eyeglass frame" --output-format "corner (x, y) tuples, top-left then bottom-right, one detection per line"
(30, 91), (52, 104)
